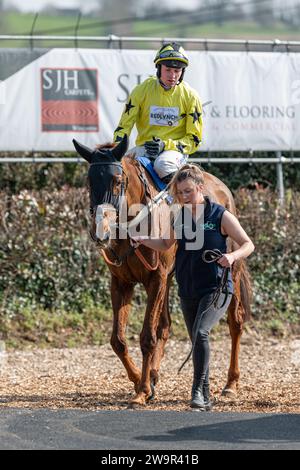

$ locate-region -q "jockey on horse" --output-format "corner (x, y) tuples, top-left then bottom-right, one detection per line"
(114, 42), (203, 183)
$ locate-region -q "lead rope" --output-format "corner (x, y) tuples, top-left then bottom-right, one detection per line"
(177, 249), (230, 374)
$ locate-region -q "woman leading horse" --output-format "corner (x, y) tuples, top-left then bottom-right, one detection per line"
(73, 136), (252, 407)
(131, 163), (255, 410)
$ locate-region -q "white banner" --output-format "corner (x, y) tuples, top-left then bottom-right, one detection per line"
(0, 48), (300, 152)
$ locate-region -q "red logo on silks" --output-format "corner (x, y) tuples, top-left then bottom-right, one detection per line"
(41, 68), (99, 132)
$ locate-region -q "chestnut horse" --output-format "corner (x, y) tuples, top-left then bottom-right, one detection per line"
(73, 136), (251, 407)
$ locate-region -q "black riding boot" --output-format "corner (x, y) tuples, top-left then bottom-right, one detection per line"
(203, 383), (213, 411)
(190, 382), (206, 410)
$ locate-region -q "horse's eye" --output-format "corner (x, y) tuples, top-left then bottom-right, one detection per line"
(112, 175), (122, 195)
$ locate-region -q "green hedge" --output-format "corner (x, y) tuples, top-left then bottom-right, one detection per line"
(0, 188), (111, 313)
(234, 188), (300, 327)
(0, 187), (300, 315)
(0, 157), (86, 194)
(0, 184), (299, 346)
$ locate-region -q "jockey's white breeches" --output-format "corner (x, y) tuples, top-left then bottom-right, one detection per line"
(130, 146), (188, 179)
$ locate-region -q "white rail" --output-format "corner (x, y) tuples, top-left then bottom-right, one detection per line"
(1, 35), (300, 50)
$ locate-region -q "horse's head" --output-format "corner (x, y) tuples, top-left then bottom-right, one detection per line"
(73, 136), (128, 248)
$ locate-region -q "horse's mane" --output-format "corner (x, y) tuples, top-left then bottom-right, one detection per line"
(124, 153), (139, 166)
(122, 153), (157, 190)
(94, 142), (156, 194)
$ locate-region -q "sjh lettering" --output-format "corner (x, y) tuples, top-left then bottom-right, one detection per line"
(42, 69), (79, 92)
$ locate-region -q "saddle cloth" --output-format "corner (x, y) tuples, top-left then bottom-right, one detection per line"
(136, 156), (167, 192)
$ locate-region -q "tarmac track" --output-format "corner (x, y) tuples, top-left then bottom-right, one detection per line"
(0, 408), (299, 450)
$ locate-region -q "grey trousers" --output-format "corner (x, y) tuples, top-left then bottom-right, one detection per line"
(180, 291), (232, 390)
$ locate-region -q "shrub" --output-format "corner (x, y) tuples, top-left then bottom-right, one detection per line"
(0, 187), (110, 318)
(0, 185), (299, 345)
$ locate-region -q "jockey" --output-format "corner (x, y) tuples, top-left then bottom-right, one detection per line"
(113, 42), (203, 183)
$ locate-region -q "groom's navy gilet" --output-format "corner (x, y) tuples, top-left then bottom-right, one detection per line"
(175, 197), (234, 300)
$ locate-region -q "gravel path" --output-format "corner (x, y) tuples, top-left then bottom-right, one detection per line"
(0, 329), (299, 412)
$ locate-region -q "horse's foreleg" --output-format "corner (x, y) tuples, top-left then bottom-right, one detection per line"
(222, 296), (243, 397)
(130, 275), (167, 406)
(150, 276), (172, 388)
(110, 277), (141, 390)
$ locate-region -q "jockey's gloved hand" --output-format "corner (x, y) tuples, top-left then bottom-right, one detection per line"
(144, 138), (165, 158)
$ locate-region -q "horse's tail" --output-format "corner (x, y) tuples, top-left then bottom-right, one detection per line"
(238, 259), (252, 323)
(230, 237), (252, 324)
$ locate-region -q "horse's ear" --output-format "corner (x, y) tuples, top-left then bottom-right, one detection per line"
(72, 139), (93, 163)
(111, 135), (128, 161)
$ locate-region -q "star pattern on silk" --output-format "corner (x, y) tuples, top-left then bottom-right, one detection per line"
(125, 100), (135, 115)
(177, 142), (187, 153)
(192, 134), (200, 145)
(189, 108), (202, 123)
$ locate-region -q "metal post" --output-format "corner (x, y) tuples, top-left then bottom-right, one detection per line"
(74, 12), (82, 50)
(29, 13), (39, 50)
(276, 151), (285, 206)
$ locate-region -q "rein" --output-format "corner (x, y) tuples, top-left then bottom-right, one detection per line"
(100, 244), (135, 268)
(100, 245), (159, 271)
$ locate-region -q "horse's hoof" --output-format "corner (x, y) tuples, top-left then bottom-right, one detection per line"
(129, 393), (147, 407)
(222, 387), (237, 398)
(127, 402), (144, 410)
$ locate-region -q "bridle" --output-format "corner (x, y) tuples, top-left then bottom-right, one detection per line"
(88, 159), (160, 270)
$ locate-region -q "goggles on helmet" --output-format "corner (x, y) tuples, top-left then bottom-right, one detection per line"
(154, 43), (189, 68)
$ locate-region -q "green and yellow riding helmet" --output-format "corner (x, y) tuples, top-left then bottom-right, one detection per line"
(154, 42), (189, 83)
